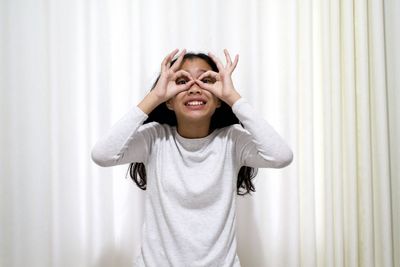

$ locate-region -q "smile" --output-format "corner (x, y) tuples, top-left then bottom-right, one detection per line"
(185, 101), (206, 106)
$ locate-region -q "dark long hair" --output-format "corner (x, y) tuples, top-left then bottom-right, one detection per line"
(127, 52), (257, 196)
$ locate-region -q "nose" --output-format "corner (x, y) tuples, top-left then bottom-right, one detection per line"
(187, 84), (201, 95)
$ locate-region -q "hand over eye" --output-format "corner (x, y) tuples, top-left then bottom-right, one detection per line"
(195, 49), (241, 106)
(152, 49), (195, 102)
(200, 77), (216, 84)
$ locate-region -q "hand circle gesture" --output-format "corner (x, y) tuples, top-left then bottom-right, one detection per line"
(195, 49), (241, 106)
(152, 49), (195, 103)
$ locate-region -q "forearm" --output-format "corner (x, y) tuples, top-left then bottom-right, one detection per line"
(91, 105), (149, 167)
(232, 98), (293, 168)
(138, 91), (163, 114)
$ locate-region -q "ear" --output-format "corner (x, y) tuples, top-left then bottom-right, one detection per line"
(166, 100), (174, 110)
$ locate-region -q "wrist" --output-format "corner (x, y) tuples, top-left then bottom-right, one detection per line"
(148, 90), (164, 105)
(225, 91), (242, 107)
(138, 91), (163, 114)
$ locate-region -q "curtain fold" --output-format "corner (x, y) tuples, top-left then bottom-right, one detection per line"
(384, 1), (400, 267)
(1, 0), (398, 266)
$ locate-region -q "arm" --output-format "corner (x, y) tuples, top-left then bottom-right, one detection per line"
(91, 48), (195, 167)
(195, 50), (292, 168)
(232, 97), (293, 168)
(91, 103), (151, 167)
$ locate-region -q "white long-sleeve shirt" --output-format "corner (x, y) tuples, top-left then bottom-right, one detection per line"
(91, 97), (293, 267)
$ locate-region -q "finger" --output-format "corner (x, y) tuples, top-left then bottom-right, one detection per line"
(161, 48), (179, 71)
(170, 49), (186, 71)
(195, 79), (214, 92)
(197, 70), (219, 81)
(176, 80), (195, 93)
(172, 69), (192, 81)
(224, 49), (232, 66)
(230, 54), (239, 72)
(162, 49), (179, 67)
(208, 52), (224, 71)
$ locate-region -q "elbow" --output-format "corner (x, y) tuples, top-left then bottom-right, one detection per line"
(273, 148), (294, 168)
(91, 146), (113, 167)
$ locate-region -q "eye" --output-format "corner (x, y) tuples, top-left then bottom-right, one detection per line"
(176, 78), (188, 85)
(201, 77), (215, 84)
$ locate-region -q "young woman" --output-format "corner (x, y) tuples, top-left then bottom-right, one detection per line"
(91, 49), (293, 267)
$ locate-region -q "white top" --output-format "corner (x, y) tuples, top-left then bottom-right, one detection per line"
(91, 97), (293, 267)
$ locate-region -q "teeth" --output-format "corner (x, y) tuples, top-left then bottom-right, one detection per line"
(186, 101), (205, 106)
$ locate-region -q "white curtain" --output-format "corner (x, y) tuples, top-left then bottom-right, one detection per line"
(1, 0), (398, 266)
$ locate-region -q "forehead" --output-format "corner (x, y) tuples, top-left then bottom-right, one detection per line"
(180, 58), (212, 74)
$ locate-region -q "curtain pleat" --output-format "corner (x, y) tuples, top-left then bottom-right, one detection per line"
(384, 0), (400, 266)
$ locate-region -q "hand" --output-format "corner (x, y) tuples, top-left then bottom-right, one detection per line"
(151, 48), (195, 103)
(195, 49), (241, 106)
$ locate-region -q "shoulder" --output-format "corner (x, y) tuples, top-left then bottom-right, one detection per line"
(220, 124), (252, 146)
(214, 124), (248, 140)
(138, 121), (175, 139)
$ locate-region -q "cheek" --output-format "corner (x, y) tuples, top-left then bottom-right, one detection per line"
(168, 95), (184, 109)
(174, 91), (187, 101)
(210, 95), (221, 104)
(203, 90), (216, 99)
(166, 97), (177, 109)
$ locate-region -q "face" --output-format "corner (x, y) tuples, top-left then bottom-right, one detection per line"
(166, 58), (221, 124)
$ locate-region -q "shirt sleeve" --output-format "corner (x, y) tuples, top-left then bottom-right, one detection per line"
(231, 97), (293, 168)
(91, 105), (153, 167)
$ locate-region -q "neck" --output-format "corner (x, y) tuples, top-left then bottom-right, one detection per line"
(176, 119), (212, 138)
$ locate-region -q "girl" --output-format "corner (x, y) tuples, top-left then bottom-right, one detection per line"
(91, 49), (293, 267)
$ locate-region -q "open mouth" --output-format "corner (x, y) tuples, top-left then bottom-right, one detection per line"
(184, 100), (207, 106)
